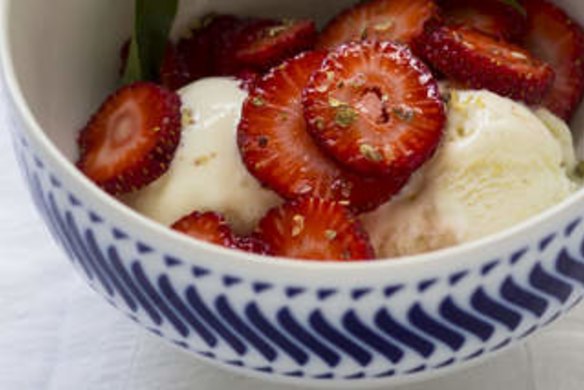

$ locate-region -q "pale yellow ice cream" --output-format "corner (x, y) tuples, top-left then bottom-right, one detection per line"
(363, 89), (580, 258)
(124, 78), (281, 234)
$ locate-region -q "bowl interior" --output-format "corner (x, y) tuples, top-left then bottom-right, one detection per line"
(6, 0), (584, 182)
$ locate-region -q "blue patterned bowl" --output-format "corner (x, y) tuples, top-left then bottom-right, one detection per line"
(3, 0), (584, 387)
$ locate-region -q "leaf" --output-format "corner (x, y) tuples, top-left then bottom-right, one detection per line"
(122, 0), (179, 85)
(499, 0), (526, 16)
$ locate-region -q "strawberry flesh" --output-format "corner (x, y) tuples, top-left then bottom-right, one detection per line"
(77, 82), (182, 195)
(236, 236), (273, 255)
(439, 0), (527, 42)
(522, 0), (584, 120)
(235, 20), (317, 71)
(172, 211), (237, 248)
(257, 197), (375, 261)
(303, 41), (446, 178)
(238, 51), (409, 213)
(418, 24), (555, 105)
(317, 0), (440, 50)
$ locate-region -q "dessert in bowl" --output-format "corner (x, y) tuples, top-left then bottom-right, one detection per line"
(2, 0), (584, 386)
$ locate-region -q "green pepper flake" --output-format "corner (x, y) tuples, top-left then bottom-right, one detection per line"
(359, 143), (383, 162)
(392, 106), (415, 122)
(325, 230), (338, 241)
(374, 20), (394, 32)
(360, 28), (369, 40)
(252, 97), (265, 107)
(328, 97), (345, 108)
(315, 117), (326, 130)
(267, 24), (288, 37)
(291, 215), (305, 237)
(335, 105), (358, 128)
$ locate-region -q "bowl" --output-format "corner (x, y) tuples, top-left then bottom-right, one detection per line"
(3, 0), (584, 387)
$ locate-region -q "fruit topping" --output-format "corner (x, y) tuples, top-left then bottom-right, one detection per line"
(418, 24), (555, 104)
(172, 211), (237, 248)
(317, 0), (440, 50)
(257, 197), (375, 261)
(160, 44), (192, 91)
(235, 19), (317, 71)
(238, 51), (408, 213)
(303, 41), (446, 177)
(236, 236), (273, 255)
(173, 212), (273, 254)
(77, 82), (182, 195)
(522, 0), (584, 120)
(439, 0), (526, 41)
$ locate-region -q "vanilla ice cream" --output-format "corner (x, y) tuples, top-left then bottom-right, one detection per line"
(363, 89), (580, 258)
(124, 78), (281, 234)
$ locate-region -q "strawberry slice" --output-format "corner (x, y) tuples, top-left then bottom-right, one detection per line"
(235, 20), (317, 71)
(316, 0), (440, 50)
(238, 51), (408, 213)
(522, 0), (584, 120)
(303, 41), (445, 177)
(257, 197), (375, 261)
(439, 0), (526, 41)
(172, 211), (237, 248)
(172, 211), (273, 254)
(77, 82), (181, 195)
(236, 236), (273, 255)
(160, 44), (192, 91)
(418, 24), (554, 104)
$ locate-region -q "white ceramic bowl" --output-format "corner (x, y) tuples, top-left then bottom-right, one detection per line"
(3, 0), (584, 387)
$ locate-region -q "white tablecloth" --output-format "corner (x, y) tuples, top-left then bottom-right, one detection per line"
(1, 91), (584, 390)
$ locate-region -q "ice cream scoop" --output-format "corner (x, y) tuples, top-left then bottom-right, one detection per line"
(123, 78), (281, 234)
(363, 89), (580, 258)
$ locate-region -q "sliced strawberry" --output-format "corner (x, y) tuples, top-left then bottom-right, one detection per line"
(236, 236), (273, 255)
(160, 44), (192, 91)
(303, 41), (445, 177)
(439, 0), (526, 41)
(77, 83), (181, 195)
(177, 14), (244, 79)
(172, 212), (237, 248)
(523, 0), (584, 120)
(317, 0), (440, 50)
(238, 51), (408, 213)
(235, 20), (317, 71)
(418, 25), (554, 104)
(257, 197), (374, 261)
(236, 69), (261, 92)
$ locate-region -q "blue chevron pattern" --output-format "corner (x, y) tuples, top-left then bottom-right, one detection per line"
(11, 139), (584, 382)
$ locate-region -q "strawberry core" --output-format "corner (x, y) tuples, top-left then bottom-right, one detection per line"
(356, 87), (390, 125)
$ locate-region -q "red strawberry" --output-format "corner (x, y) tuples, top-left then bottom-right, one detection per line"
(439, 0), (526, 41)
(160, 44), (192, 91)
(236, 69), (261, 92)
(257, 197), (375, 261)
(177, 14), (245, 79)
(238, 51), (408, 213)
(303, 41), (445, 177)
(317, 0), (440, 50)
(236, 236), (273, 255)
(522, 0), (584, 120)
(418, 24), (554, 104)
(235, 20), (317, 71)
(172, 211), (237, 248)
(77, 83), (181, 195)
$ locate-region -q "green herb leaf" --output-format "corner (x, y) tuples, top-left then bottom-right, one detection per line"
(498, 0), (526, 16)
(122, 0), (179, 85)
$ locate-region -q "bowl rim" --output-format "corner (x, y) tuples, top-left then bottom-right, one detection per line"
(2, 0), (584, 278)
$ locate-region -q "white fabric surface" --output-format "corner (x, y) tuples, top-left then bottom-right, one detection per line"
(1, 93), (584, 390)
